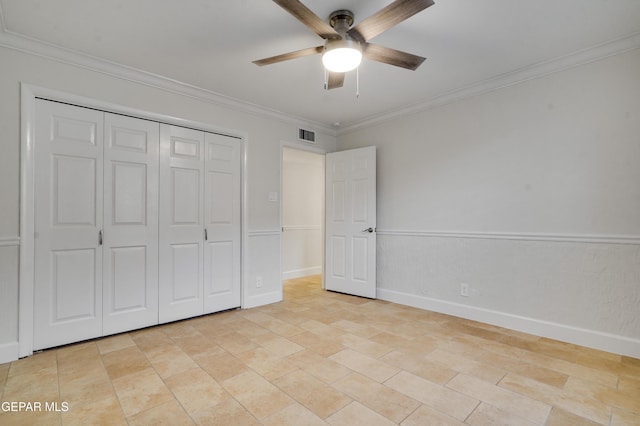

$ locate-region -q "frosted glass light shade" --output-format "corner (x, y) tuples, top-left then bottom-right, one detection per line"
(322, 40), (362, 72)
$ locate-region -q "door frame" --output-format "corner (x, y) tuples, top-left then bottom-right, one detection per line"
(19, 84), (248, 358)
(280, 142), (328, 291)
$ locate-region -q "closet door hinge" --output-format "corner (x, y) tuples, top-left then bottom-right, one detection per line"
(98, 230), (103, 246)
(204, 228), (208, 241)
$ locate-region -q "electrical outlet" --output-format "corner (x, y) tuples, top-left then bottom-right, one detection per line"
(460, 283), (469, 297)
(256, 276), (263, 288)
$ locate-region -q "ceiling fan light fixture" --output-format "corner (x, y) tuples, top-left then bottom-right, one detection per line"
(322, 39), (362, 73)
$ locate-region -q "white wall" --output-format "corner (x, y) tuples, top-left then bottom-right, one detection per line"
(0, 44), (336, 363)
(338, 49), (640, 357)
(282, 148), (324, 279)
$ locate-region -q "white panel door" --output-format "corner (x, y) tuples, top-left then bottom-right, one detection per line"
(103, 113), (159, 334)
(159, 124), (205, 322)
(34, 100), (104, 350)
(325, 146), (376, 298)
(203, 133), (241, 313)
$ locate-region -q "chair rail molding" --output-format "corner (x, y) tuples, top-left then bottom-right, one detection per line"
(248, 229), (282, 237)
(282, 225), (322, 231)
(376, 229), (640, 246)
(0, 237), (20, 247)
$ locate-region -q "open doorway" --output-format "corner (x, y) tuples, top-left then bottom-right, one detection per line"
(281, 147), (325, 290)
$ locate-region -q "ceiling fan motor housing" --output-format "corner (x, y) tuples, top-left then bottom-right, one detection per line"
(329, 9), (355, 32)
(324, 9), (361, 60)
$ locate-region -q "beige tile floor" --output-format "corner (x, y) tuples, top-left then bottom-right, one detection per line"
(1, 275), (639, 425)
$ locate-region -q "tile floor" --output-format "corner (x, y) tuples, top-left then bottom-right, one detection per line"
(1, 275), (639, 425)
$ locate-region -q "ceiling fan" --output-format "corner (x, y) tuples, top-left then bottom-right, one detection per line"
(253, 0), (435, 89)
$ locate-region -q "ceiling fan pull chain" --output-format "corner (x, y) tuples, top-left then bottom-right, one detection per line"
(323, 67), (328, 90)
(356, 66), (360, 98)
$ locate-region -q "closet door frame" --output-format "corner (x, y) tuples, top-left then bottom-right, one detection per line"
(19, 84), (247, 358)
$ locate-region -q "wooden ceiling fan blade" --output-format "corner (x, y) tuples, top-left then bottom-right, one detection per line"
(326, 72), (345, 90)
(363, 43), (426, 70)
(348, 0), (435, 42)
(253, 46), (323, 66)
(273, 0), (340, 39)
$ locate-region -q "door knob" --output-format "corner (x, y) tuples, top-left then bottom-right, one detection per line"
(362, 227), (374, 233)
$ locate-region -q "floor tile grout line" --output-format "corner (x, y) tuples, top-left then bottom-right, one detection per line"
(219, 369), (292, 423)
(396, 402), (422, 425)
(150, 347), (198, 426)
(54, 349), (62, 425)
(270, 369), (352, 421)
(109, 333), (187, 422)
(494, 372), (613, 426)
(97, 341), (130, 424)
(458, 335), (620, 389)
(462, 399), (482, 424)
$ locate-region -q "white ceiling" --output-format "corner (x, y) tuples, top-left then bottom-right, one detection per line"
(1, 0), (640, 129)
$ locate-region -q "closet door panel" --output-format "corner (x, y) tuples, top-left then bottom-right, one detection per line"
(103, 114), (159, 334)
(172, 168), (201, 224)
(34, 100), (104, 350)
(203, 133), (241, 313)
(109, 246), (147, 310)
(170, 243), (201, 300)
(159, 124), (205, 322)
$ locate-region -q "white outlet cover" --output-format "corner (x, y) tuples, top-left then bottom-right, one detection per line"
(460, 283), (469, 297)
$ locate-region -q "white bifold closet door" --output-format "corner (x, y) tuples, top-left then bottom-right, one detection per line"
(33, 101), (160, 349)
(33, 100), (240, 350)
(34, 101), (105, 350)
(203, 132), (241, 313)
(159, 124), (241, 323)
(102, 113), (159, 335)
(158, 125), (205, 322)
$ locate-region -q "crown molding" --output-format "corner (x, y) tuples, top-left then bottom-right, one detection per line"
(2, 19), (639, 137)
(339, 32), (640, 135)
(0, 29), (337, 136)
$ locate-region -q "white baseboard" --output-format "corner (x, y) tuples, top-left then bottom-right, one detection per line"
(378, 288), (640, 359)
(0, 341), (19, 364)
(283, 266), (322, 280)
(243, 291), (282, 309)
